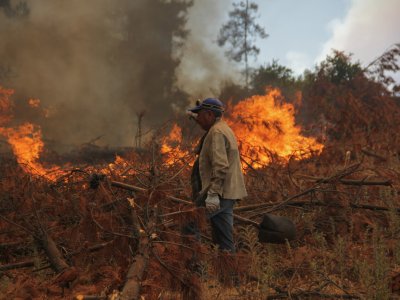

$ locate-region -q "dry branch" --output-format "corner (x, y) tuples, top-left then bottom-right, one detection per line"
(298, 174), (391, 186)
(120, 208), (157, 300)
(110, 180), (146, 193)
(0, 260), (34, 271)
(339, 179), (391, 186)
(166, 194), (260, 227)
(37, 230), (69, 273)
(103, 180), (262, 228)
(254, 164), (362, 213)
(267, 292), (360, 299)
(74, 296), (107, 300)
(68, 240), (115, 257)
(0, 240), (26, 248)
(247, 200), (400, 219)
(361, 148), (387, 161)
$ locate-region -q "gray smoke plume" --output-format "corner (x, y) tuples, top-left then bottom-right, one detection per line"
(176, 0), (240, 98)
(0, 0), (240, 150)
(0, 0), (195, 149)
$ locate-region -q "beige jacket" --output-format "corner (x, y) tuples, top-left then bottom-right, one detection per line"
(198, 119), (247, 200)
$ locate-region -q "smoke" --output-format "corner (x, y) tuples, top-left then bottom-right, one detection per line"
(175, 0), (240, 99)
(0, 0), (192, 148)
(317, 0), (400, 67)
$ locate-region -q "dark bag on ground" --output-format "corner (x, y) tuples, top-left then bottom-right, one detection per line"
(258, 213), (296, 244)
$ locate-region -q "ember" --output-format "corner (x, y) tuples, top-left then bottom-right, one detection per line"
(28, 98), (41, 108)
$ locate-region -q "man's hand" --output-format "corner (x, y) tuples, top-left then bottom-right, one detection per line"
(205, 194), (220, 213)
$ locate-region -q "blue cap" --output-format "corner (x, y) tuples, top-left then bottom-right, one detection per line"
(188, 98), (225, 113)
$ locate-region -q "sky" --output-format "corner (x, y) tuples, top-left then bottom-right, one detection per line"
(177, 0), (400, 96)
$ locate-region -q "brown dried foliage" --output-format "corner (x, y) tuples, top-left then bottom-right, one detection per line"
(1, 64), (400, 298)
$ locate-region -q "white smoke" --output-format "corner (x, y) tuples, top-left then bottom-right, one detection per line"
(176, 0), (241, 99)
(317, 0), (400, 67)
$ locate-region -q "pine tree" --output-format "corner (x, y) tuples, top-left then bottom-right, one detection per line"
(217, 0), (268, 88)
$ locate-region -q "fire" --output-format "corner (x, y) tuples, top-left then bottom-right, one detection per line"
(2, 123), (43, 167)
(0, 86), (60, 179)
(108, 155), (133, 174)
(161, 88), (323, 169)
(28, 98), (41, 108)
(160, 123), (190, 165)
(2, 83), (322, 180)
(227, 89), (323, 168)
(0, 123), (60, 179)
(1, 85), (134, 180)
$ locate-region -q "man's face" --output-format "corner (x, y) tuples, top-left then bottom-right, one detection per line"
(195, 109), (216, 131)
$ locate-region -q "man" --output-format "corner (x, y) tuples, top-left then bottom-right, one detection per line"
(188, 98), (247, 252)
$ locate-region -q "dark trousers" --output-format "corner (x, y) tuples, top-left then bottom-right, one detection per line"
(209, 198), (235, 252)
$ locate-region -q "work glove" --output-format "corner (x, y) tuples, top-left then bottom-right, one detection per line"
(205, 194), (220, 214)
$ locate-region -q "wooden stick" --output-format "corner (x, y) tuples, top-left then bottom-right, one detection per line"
(68, 240), (115, 257)
(339, 179), (391, 186)
(74, 295), (107, 300)
(37, 230), (69, 273)
(267, 292), (360, 299)
(110, 180), (146, 193)
(234, 202), (274, 212)
(166, 195), (260, 227)
(0, 241), (26, 248)
(0, 241), (114, 273)
(249, 200), (400, 219)
(361, 148), (387, 161)
(298, 175), (391, 186)
(120, 209), (157, 300)
(0, 260), (34, 271)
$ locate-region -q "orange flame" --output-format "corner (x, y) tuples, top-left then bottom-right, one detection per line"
(161, 123), (190, 165)
(28, 98), (41, 108)
(227, 89), (323, 168)
(107, 155), (134, 175)
(1, 86), (137, 180)
(0, 123), (60, 178)
(0, 86), (60, 179)
(161, 89), (323, 169)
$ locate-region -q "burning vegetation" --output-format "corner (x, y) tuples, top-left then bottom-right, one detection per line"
(0, 1), (400, 295)
(1, 45), (400, 299)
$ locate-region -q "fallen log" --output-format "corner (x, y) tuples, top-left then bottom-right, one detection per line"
(0, 241), (114, 273)
(68, 240), (115, 257)
(248, 201), (400, 219)
(361, 148), (387, 161)
(0, 240), (26, 249)
(339, 179), (391, 186)
(1, 211), (70, 273)
(0, 260), (34, 271)
(37, 230), (69, 273)
(110, 180), (146, 193)
(234, 185), (315, 213)
(267, 291), (360, 299)
(298, 174), (391, 186)
(119, 208), (157, 300)
(74, 296), (107, 300)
